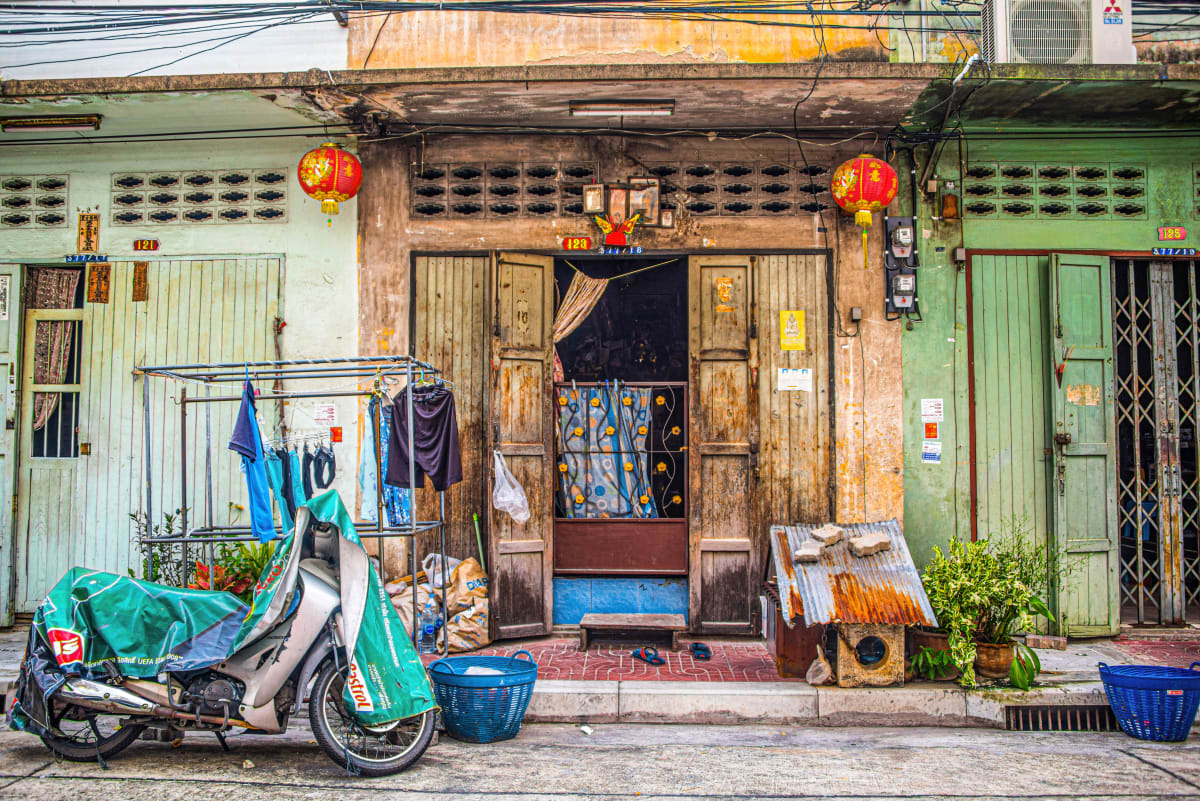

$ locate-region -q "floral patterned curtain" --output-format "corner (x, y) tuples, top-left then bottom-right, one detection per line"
(25, 268), (80, 431)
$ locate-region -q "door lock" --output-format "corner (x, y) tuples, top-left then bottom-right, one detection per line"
(1054, 432), (1072, 446)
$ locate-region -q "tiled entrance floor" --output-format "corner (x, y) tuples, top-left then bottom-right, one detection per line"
(1109, 638), (1200, 668)
(455, 637), (796, 682)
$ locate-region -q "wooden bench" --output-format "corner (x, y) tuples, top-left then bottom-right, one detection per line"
(578, 613), (688, 651)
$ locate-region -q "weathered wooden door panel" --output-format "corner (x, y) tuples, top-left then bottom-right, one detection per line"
(755, 254), (832, 629)
(413, 256), (488, 562)
(14, 259), (280, 612)
(971, 255), (1053, 545)
(1048, 252), (1118, 636)
(689, 255), (755, 633)
(0, 265), (20, 625)
(489, 252), (554, 638)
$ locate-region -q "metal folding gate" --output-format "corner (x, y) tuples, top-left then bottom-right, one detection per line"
(1112, 258), (1200, 625)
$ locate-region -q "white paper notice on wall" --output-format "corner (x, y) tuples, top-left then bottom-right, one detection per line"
(921, 440), (942, 464)
(312, 403), (338, 426)
(778, 367), (812, 392)
(920, 398), (944, 423)
(0, 275), (8, 321)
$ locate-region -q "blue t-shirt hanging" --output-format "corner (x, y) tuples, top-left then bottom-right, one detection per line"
(228, 379), (277, 543)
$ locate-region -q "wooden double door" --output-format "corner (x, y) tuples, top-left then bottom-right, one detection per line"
(414, 252), (831, 638)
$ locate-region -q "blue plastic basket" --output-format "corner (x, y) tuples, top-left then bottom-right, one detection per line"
(428, 650), (538, 743)
(1098, 661), (1200, 742)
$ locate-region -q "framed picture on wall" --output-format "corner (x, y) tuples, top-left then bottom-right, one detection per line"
(583, 183), (606, 214)
(628, 177), (661, 226)
(607, 186), (630, 225)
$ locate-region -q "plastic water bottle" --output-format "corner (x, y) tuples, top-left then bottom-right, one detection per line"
(419, 602), (438, 654)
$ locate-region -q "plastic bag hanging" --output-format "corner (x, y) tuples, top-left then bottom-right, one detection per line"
(492, 449), (530, 525)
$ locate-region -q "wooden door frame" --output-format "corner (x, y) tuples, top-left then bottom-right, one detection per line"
(435, 247), (834, 635)
(0, 263), (21, 626)
(965, 248), (1160, 543)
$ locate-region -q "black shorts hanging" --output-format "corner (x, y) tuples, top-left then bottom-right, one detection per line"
(385, 384), (463, 492)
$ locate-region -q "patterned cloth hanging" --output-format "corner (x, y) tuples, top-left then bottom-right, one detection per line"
(552, 270), (608, 382)
(25, 268), (80, 431)
(556, 381), (658, 519)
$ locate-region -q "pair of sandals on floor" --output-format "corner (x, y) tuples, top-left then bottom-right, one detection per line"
(632, 642), (710, 665)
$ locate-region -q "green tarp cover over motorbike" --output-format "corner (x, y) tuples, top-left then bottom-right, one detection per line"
(11, 490), (436, 730)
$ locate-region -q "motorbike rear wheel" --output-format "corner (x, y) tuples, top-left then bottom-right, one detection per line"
(39, 707), (145, 763)
(309, 661), (434, 777)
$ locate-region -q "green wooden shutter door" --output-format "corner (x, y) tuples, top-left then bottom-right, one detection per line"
(1047, 252), (1119, 637)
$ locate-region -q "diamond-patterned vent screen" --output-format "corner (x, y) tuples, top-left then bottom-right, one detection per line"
(109, 169), (288, 225)
(963, 162), (1147, 220)
(410, 161), (832, 219)
(0, 175), (70, 228)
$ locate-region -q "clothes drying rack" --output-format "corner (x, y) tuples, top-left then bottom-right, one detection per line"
(134, 355), (450, 652)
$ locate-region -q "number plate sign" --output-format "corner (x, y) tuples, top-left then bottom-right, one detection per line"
(561, 236), (592, 250)
(1152, 247), (1197, 256)
(1158, 226), (1187, 241)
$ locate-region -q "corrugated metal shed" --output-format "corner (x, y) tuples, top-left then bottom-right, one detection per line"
(768, 520), (937, 628)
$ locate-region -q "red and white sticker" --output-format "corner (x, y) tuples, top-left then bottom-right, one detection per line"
(346, 659), (375, 712)
(46, 628), (85, 665)
(1167, 689), (1184, 696)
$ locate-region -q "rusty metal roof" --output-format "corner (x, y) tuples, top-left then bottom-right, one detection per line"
(768, 520), (937, 628)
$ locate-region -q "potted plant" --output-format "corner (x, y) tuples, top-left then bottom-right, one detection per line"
(922, 535), (1053, 687)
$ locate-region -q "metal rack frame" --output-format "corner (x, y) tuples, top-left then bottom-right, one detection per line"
(135, 355), (450, 652)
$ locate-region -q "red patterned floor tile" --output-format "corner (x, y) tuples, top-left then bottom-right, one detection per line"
(441, 636), (797, 682)
(1109, 638), (1200, 668)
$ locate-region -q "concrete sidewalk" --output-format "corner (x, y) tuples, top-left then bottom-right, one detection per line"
(3, 626), (1196, 731)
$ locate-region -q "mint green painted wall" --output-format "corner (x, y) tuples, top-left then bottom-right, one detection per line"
(898, 147), (972, 569)
(901, 133), (1200, 569)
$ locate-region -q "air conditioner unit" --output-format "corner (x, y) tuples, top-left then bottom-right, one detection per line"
(981, 0), (1136, 64)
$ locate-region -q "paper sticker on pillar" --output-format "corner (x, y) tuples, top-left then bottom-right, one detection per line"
(920, 398), (944, 423)
(780, 310), (806, 351)
(778, 368), (812, 392)
(714, 276), (735, 313)
(312, 403), (338, 426)
(921, 440), (942, 464)
(924, 422), (938, 439)
(1066, 384), (1100, 407)
(87, 263), (110, 304)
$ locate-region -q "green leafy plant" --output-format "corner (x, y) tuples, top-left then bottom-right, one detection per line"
(911, 645), (956, 681)
(1009, 642), (1042, 691)
(129, 508), (189, 587)
(922, 536), (1054, 687)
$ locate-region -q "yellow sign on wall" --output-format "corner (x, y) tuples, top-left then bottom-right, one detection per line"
(780, 310), (805, 351)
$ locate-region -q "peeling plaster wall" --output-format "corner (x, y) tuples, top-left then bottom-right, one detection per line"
(348, 11), (885, 69)
(831, 208), (905, 526)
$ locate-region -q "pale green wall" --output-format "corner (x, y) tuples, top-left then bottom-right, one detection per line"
(901, 133), (1200, 568)
(0, 138), (362, 500)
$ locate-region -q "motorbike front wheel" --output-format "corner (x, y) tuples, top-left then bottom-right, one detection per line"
(309, 661), (434, 777)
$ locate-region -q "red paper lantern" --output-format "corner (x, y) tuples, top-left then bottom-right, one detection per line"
(297, 143), (362, 218)
(830, 154), (899, 269)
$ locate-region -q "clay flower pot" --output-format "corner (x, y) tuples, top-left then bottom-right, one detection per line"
(906, 627), (959, 681)
(973, 641), (1014, 680)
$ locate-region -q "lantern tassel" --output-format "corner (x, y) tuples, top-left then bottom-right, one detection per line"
(321, 199), (340, 215)
(854, 209), (873, 270)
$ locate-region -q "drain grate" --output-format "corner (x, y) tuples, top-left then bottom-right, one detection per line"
(1005, 704), (1119, 732)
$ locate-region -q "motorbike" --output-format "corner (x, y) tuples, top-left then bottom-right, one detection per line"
(7, 493), (438, 777)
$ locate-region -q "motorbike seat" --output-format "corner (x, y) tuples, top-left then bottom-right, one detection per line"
(299, 558), (339, 588)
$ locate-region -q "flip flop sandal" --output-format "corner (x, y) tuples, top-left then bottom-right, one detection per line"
(632, 646), (666, 666)
(689, 642), (712, 661)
